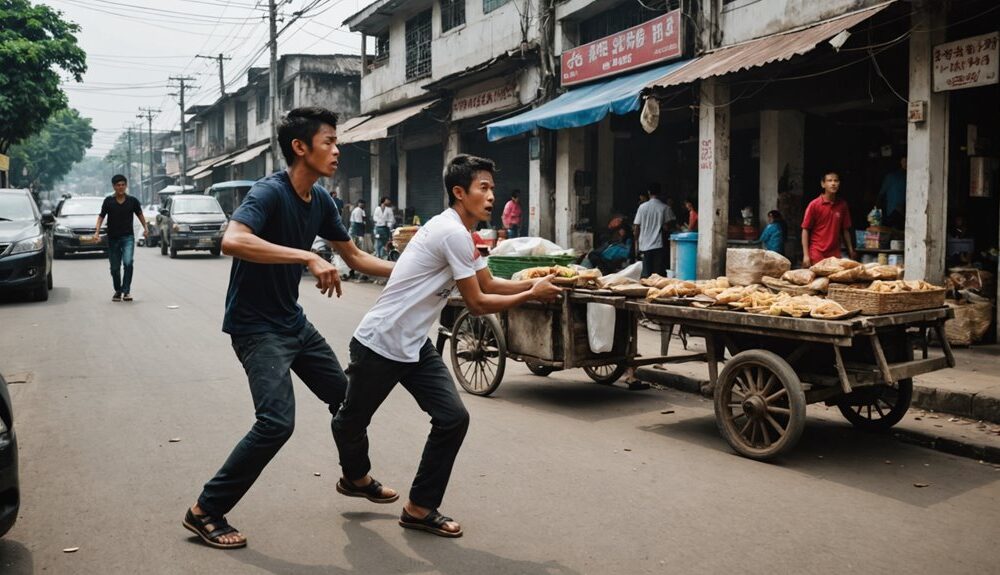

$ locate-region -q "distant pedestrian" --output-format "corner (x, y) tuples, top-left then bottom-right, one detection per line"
(801, 170), (857, 267)
(183, 107), (395, 550)
(633, 183), (671, 278)
(757, 210), (787, 255)
(501, 190), (522, 238)
(373, 197), (394, 259)
(330, 188), (344, 215)
(350, 199), (367, 250)
(684, 197), (698, 232)
(93, 174), (147, 302)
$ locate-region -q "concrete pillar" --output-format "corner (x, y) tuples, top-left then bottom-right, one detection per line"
(397, 141), (408, 213)
(759, 110), (804, 226)
(555, 127), (585, 248)
(444, 124), (461, 207)
(596, 117), (615, 228)
(528, 132), (556, 240)
(697, 78), (730, 279)
(905, 0), (948, 283)
(370, 140), (391, 209)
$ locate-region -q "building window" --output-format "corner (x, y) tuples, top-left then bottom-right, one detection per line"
(282, 83), (294, 111)
(405, 10), (432, 80)
(441, 0), (465, 32)
(579, 1), (677, 44)
(483, 0), (510, 13)
(374, 31), (390, 63)
(256, 91), (269, 124)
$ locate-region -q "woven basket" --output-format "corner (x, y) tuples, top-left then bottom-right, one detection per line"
(487, 255), (576, 279)
(827, 285), (946, 315)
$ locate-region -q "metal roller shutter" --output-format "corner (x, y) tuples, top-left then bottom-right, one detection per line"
(406, 145), (444, 224)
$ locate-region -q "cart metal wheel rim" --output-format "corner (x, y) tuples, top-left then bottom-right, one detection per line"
(714, 350), (806, 460)
(837, 379), (913, 431)
(450, 311), (506, 396)
(583, 363), (627, 385)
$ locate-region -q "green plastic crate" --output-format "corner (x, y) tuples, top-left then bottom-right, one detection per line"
(487, 255), (576, 279)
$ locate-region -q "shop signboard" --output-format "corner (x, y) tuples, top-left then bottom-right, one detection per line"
(561, 10), (683, 87)
(932, 32), (998, 92)
(452, 80), (520, 121)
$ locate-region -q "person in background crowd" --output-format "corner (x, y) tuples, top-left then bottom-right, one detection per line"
(757, 210), (787, 255)
(350, 199), (367, 250)
(584, 215), (632, 274)
(373, 197), (394, 259)
(501, 190), (522, 238)
(93, 174), (148, 302)
(684, 198), (698, 232)
(801, 170), (857, 267)
(638, 190), (650, 206)
(878, 156), (906, 229)
(330, 188), (344, 215)
(633, 183), (671, 278)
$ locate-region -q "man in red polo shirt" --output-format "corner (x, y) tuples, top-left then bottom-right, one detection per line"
(801, 170), (857, 267)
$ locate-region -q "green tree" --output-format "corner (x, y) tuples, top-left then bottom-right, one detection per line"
(9, 108), (95, 190)
(0, 0), (87, 154)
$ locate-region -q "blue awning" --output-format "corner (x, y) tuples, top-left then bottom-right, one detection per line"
(486, 59), (691, 142)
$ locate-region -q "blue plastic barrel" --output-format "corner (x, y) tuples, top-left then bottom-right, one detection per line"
(670, 232), (698, 280)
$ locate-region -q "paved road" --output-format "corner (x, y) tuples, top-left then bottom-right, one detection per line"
(1, 248), (998, 574)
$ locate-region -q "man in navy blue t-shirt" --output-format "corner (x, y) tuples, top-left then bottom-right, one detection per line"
(183, 107), (395, 550)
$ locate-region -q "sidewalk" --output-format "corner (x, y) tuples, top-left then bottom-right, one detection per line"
(632, 326), (1000, 462)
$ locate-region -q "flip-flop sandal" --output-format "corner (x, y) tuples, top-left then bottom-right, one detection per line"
(336, 477), (399, 503)
(182, 508), (247, 549)
(399, 509), (463, 538)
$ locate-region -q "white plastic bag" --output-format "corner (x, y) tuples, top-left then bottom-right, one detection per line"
(587, 303), (616, 353)
(490, 236), (572, 257)
(596, 261), (642, 288)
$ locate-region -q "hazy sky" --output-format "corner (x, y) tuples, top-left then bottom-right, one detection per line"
(46, 0), (368, 156)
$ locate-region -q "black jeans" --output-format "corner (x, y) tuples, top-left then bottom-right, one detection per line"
(640, 247), (666, 278)
(333, 338), (470, 510)
(197, 321), (348, 517)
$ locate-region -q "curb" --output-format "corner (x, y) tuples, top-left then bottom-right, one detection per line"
(912, 382), (1000, 425)
(635, 367), (1000, 464)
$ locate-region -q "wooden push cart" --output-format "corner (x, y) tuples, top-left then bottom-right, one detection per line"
(439, 289), (956, 461)
(626, 302), (956, 460)
(436, 291), (693, 397)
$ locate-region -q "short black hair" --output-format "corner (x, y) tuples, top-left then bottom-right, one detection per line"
(647, 182), (661, 196)
(277, 107), (339, 166)
(768, 209), (783, 220)
(380, 196), (390, 204)
(357, 199), (366, 205)
(511, 190), (520, 199)
(443, 154), (496, 206)
(111, 174), (127, 185)
(821, 169), (840, 180)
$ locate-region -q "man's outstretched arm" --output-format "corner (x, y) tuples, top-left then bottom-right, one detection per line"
(222, 221), (342, 297)
(331, 239), (394, 278)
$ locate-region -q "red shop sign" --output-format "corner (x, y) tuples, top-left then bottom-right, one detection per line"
(561, 10), (683, 87)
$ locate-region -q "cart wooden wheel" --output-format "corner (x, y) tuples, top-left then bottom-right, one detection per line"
(837, 344), (913, 432)
(836, 380), (913, 432)
(526, 362), (556, 377)
(714, 350), (806, 460)
(583, 364), (627, 385)
(450, 310), (506, 396)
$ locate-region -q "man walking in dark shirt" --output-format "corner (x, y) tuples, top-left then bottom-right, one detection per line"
(182, 107), (395, 550)
(94, 175), (147, 302)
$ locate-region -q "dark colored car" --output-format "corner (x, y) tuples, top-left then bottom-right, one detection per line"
(158, 194), (228, 258)
(0, 373), (21, 537)
(0, 188), (54, 302)
(138, 205), (161, 248)
(206, 180), (255, 217)
(52, 196), (108, 257)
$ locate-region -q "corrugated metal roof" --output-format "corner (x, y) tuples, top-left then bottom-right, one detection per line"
(647, 2), (893, 89)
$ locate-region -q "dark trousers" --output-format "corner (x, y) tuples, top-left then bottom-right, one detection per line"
(108, 235), (135, 294)
(333, 338), (469, 510)
(640, 247), (666, 279)
(197, 322), (348, 517)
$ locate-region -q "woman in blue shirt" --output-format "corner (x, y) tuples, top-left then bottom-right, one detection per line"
(757, 210), (787, 255)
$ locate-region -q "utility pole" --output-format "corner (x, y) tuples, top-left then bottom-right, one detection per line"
(138, 108), (160, 204)
(196, 54), (231, 98)
(169, 76), (197, 188)
(268, 0), (281, 172)
(126, 127), (133, 186)
(136, 124), (144, 203)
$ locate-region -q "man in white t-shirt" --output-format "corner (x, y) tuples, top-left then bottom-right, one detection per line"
(349, 200), (366, 250)
(332, 154), (561, 539)
(372, 196), (394, 258)
(633, 182), (673, 278)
